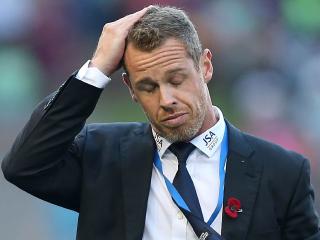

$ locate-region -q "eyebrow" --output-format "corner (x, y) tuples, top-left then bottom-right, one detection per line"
(135, 77), (156, 88)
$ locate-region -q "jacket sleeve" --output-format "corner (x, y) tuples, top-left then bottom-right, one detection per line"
(1, 75), (103, 211)
(283, 156), (320, 239)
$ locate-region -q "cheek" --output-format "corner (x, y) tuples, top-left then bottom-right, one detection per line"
(181, 86), (202, 106)
(186, 88), (206, 113)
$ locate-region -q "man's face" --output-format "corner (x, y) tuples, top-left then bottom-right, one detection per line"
(123, 38), (214, 142)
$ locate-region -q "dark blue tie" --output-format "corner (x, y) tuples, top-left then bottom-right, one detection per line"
(169, 142), (224, 240)
(169, 142), (204, 220)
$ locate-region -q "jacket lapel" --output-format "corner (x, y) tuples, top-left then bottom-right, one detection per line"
(222, 121), (263, 239)
(120, 124), (155, 240)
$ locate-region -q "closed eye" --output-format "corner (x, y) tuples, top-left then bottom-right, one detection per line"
(168, 73), (187, 86)
(170, 77), (184, 86)
(138, 83), (157, 92)
(135, 78), (158, 93)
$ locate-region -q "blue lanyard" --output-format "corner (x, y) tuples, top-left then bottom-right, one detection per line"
(153, 127), (228, 225)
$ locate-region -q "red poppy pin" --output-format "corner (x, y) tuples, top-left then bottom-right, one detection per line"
(224, 197), (242, 219)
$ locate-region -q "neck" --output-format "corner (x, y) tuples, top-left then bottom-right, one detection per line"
(195, 105), (219, 138)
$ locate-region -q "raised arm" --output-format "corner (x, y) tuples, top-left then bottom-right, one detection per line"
(1, 7), (150, 211)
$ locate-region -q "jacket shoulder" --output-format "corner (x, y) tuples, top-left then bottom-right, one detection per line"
(240, 131), (310, 199)
(242, 132), (307, 168)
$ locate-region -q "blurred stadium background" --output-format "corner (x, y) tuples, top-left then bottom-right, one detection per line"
(0, 0), (319, 239)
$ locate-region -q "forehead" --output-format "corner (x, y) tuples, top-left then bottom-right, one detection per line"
(124, 38), (193, 80)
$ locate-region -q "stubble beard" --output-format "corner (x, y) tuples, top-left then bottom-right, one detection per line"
(149, 89), (208, 143)
(162, 108), (206, 142)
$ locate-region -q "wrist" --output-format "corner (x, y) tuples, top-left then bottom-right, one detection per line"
(89, 59), (112, 77)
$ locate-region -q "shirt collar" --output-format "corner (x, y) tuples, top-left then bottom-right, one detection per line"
(152, 106), (226, 158)
(152, 131), (171, 158)
(190, 106), (225, 157)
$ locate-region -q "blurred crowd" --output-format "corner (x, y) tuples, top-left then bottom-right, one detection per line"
(0, 0), (319, 239)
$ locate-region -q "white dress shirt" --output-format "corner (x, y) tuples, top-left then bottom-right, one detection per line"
(76, 62), (227, 240)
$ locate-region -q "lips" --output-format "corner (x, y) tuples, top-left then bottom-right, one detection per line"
(161, 112), (188, 127)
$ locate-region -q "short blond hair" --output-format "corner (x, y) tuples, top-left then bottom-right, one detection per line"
(125, 5), (202, 72)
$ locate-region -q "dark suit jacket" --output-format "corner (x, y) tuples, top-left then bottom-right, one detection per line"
(2, 76), (320, 240)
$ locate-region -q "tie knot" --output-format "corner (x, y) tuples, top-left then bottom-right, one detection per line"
(169, 142), (195, 164)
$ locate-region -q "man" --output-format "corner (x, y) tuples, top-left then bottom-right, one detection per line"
(1, 5), (319, 240)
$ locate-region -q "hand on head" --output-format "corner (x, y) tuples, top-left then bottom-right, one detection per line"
(90, 6), (153, 76)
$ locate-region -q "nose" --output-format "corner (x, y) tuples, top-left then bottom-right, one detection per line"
(159, 86), (177, 110)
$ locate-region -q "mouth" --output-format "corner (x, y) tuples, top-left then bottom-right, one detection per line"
(161, 112), (188, 127)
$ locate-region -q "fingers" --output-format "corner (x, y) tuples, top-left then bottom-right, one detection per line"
(90, 6), (153, 75)
(116, 6), (152, 29)
(126, 5), (153, 19)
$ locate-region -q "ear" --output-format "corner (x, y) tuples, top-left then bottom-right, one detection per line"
(122, 73), (137, 102)
(200, 49), (213, 84)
